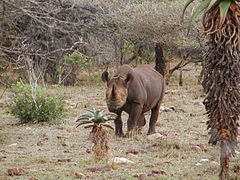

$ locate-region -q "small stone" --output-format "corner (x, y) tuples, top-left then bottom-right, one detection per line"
(195, 163), (202, 166)
(147, 133), (163, 141)
(0, 102), (4, 108)
(210, 161), (219, 165)
(169, 106), (175, 110)
(61, 143), (67, 147)
(87, 166), (111, 172)
(8, 143), (17, 147)
(160, 106), (172, 112)
(8, 167), (24, 176)
(126, 149), (139, 155)
(152, 170), (167, 175)
(58, 157), (71, 162)
(37, 141), (43, 146)
(200, 159), (209, 162)
(178, 115), (184, 120)
(138, 173), (147, 180)
(113, 157), (134, 164)
(191, 146), (202, 152)
(75, 172), (86, 178)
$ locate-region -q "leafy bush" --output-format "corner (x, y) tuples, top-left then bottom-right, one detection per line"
(8, 82), (67, 123)
(64, 51), (92, 68)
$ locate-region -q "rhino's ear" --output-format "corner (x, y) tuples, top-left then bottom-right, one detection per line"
(125, 73), (133, 86)
(101, 71), (109, 83)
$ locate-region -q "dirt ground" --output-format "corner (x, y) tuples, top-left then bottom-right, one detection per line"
(0, 63), (240, 180)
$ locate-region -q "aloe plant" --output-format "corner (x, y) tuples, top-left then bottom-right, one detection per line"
(76, 109), (116, 162)
(183, 0), (240, 179)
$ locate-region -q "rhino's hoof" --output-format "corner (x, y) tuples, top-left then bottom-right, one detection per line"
(125, 130), (138, 138)
(147, 131), (156, 135)
(116, 133), (124, 138)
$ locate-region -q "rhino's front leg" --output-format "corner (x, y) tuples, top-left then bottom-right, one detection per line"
(137, 113), (146, 134)
(126, 103), (143, 136)
(114, 112), (124, 137)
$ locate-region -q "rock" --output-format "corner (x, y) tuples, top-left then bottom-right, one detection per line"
(200, 159), (209, 162)
(177, 115), (184, 120)
(0, 102), (4, 108)
(160, 106), (173, 112)
(126, 149), (139, 155)
(113, 157), (134, 164)
(138, 173), (147, 180)
(210, 161), (219, 165)
(8, 143), (17, 147)
(8, 167), (24, 176)
(169, 106), (175, 110)
(58, 157), (71, 162)
(191, 145), (202, 152)
(146, 133), (163, 141)
(152, 170), (167, 175)
(195, 163), (202, 166)
(127, 153), (138, 157)
(87, 166), (111, 172)
(61, 143), (67, 147)
(37, 141), (43, 146)
(75, 172), (86, 178)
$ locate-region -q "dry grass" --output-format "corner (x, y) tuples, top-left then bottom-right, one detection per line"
(0, 63), (240, 180)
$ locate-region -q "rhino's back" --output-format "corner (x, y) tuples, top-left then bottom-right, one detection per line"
(134, 65), (163, 83)
(130, 65), (165, 111)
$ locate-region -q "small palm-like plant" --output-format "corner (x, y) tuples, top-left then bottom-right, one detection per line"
(76, 109), (116, 162)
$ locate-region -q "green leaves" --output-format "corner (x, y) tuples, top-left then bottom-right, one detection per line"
(182, 0), (232, 33)
(182, 0), (195, 21)
(207, 0), (218, 11)
(8, 82), (67, 124)
(187, 0), (209, 33)
(76, 109), (116, 130)
(219, 0), (231, 25)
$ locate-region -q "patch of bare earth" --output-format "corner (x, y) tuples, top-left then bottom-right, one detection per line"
(0, 64), (240, 179)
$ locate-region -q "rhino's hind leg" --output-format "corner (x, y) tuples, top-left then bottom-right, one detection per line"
(147, 102), (161, 135)
(137, 113), (146, 134)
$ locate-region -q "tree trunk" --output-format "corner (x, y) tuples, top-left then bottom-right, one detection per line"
(219, 141), (230, 180)
(179, 62), (183, 86)
(155, 42), (166, 76)
(120, 38), (124, 65)
(165, 58), (170, 85)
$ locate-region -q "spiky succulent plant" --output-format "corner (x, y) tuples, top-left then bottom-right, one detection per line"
(76, 109), (116, 130)
(76, 109), (116, 162)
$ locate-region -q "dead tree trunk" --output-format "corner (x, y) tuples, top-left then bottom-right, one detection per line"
(155, 42), (166, 77)
(120, 38), (124, 65)
(179, 61), (184, 86)
(219, 141), (230, 180)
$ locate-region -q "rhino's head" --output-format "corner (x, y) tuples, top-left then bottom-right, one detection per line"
(101, 70), (132, 112)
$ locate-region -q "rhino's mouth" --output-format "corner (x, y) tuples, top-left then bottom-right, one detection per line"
(107, 100), (125, 112)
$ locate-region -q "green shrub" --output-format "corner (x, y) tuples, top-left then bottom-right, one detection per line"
(8, 82), (67, 123)
(64, 51), (92, 68)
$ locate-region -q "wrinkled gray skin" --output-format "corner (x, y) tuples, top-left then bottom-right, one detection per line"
(101, 64), (165, 137)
